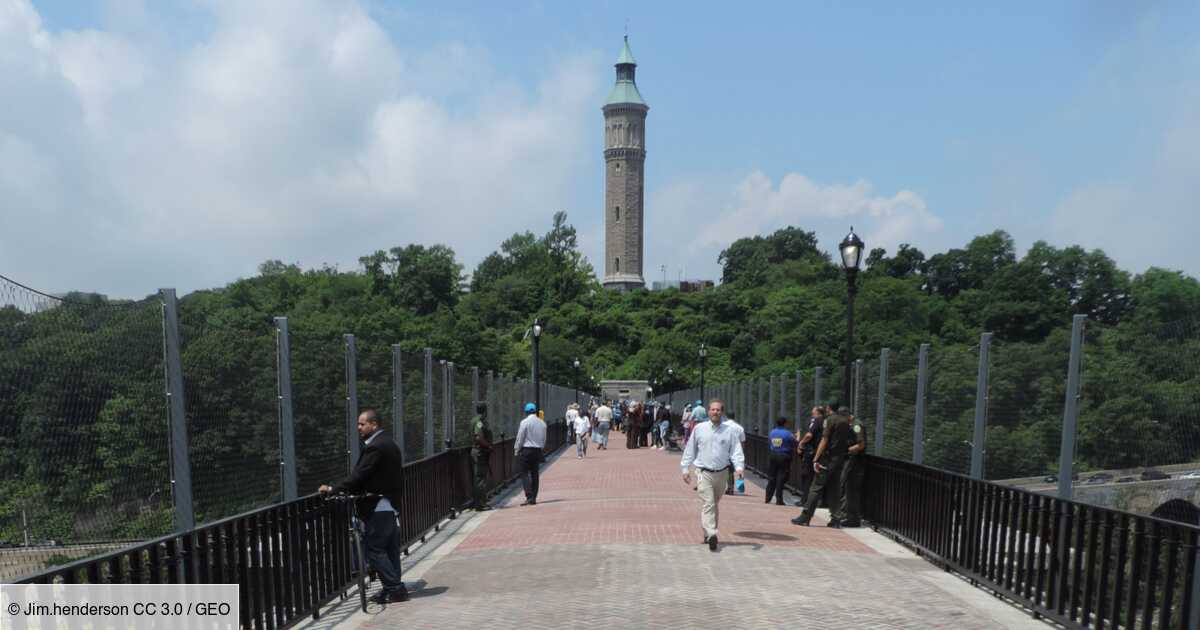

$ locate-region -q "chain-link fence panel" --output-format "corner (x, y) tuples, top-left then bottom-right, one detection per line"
(355, 337), (394, 449)
(984, 340), (1066, 482)
(1076, 318), (1200, 488)
(922, 345), (976, 476)
(179, 304), (279, 524)
(881, 351), (917, 462)
(0, 278), (170, 581)
(291, 329), (346, 497)
(857, 358), (879, 454)
(453, 364), (474, 447)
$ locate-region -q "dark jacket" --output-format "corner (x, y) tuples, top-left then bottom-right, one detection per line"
(334, 431), (405, 518)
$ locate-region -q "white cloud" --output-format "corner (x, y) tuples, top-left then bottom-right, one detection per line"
(642, 171), (944, 283)
(0, 0), (603, 297)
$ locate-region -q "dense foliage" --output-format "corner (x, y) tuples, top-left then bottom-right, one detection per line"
(2, 212), (1199, 551)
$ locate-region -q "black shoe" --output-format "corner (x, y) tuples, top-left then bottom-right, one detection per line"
(389, 590), (410, 603)
(474, 505), (493, 511)
(775, 501), (785, 506)
(826, 519), (842, 529)
(840, 520), (861, 528)
(708, 535), (718, 551)
(520, 499), (533, 506)
(791, 516), (810, 526)
(369, 591), (388, 605)
(764, 498), (772, 504)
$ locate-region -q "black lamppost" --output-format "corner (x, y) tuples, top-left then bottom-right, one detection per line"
(698, 343), (708, 404)
(531, 318), (543, 411)
(573, 357), (581, 405)
(667, 368), (674, 409)
(838, 227), (865, 405)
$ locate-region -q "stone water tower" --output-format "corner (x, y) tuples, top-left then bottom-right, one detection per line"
(602, 36), (648, 291)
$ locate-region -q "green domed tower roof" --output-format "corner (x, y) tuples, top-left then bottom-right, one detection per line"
(606, 36), (646, 106)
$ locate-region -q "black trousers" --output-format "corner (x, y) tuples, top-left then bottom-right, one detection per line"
(797, 450), (816, 503)
(840, 456), (865, 522)
(472, 452), (491, 507)
(799, 454), (846, 522)
(765, 453), (792, 504)
(518, 447), (543, 501)
(364, 511), (405, 595)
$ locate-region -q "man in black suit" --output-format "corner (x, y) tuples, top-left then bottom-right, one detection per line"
(319, 409), (408, 604)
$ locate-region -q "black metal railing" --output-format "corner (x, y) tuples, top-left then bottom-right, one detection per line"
(17, 420), (569, 630)
(742, 432), (1200, 630)
(867, 457), (1200, 630)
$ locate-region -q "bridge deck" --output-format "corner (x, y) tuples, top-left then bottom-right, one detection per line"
(327, 438), (1045, 629)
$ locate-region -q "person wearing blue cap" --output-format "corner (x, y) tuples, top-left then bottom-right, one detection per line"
(514, 402), (547, 505)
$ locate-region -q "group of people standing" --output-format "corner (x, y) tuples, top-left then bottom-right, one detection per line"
(679, 398), (868, 552)
(564, 398), (675, 458)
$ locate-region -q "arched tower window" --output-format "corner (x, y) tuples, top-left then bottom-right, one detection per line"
(615, 257), (621, 273)
(615, 206), (621, 222)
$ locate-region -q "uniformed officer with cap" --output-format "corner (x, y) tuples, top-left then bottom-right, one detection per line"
(792, 403), (854, 527)
(838, 411), (867, 526)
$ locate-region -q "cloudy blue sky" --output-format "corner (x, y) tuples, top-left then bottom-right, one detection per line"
(3, 0), (1198, 298)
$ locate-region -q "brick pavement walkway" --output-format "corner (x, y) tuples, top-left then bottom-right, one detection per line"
(349, 434), (1048, 629)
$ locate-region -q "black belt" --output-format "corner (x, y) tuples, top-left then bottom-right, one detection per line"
(698, 466), (729, 473)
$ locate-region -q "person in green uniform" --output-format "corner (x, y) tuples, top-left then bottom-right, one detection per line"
(838, 412), (867, 527)
(470, 402), (494, 511)
(791, 404), (853, 528)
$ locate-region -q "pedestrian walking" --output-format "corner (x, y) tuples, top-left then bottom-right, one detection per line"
(657, 405), (671, 450)
(470, 402), (494, 511)
(572, 404), (592, 458)
(625, 402), (642, 449)
(594, 402), (612, 449)
(792, 404), (854, 527)
(765, 416), (796, 506)
(839, 412), (867, 527)
(318, 409), (409, 604)
(794, 406), (826, 506)
(680, 399), (745, 551)
(514, 403), (547, 506)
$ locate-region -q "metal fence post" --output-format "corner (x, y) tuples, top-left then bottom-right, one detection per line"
(159, 288), (194, 532)
(794, 370), (803, 433)
(423, 348), (434, 457)
(1057, 315), (1086, 500)
(486, 369), (494, 427)
(768, 375), (776, 428)
(913, 343), (930, 465)
(344, 334), (360, 470)
(875, 348), (889, 455)
(443, 361), (453, 449)
(392, 345), (405, 458)
(274, 317), (298, 501)
(814, 366), (824, 406)
(970, 333), (993, 479)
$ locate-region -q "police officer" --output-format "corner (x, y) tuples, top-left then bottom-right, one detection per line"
(791, 403), (853, 528)
(793, 405), (826, 506)
(470, 402), (494, 511)
(838, 411), (867, 527)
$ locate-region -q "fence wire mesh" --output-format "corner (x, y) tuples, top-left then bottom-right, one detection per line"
(922, 345), (976, 476)
(453, 364), (474, 447)
(0, 278), (170, 581)
(984, 340), (1066, 481)
(179, 308), (279, 524)
(1076, 318), (1200, 484)
(400, 351), (426, 462)
(881, 352), (917, 462)
(290, 329), (346, 497)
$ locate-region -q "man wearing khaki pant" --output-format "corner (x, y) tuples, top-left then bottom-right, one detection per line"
(680, 399), (745, 552)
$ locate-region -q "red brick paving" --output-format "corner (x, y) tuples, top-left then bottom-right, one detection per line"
(455, 435), (875, 554)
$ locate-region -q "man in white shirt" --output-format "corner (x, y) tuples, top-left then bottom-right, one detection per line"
(594, 402), (613, 450)
(570, 404), (591, 458)
(514, 403), (547, 506)
(680, 399), (745, 551)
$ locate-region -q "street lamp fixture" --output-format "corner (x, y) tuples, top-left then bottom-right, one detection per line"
(698, 343), (708, 404)
(838, 227), (865, 405)
(667, 368), (675, 409)
(531, 318), (542, 412)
